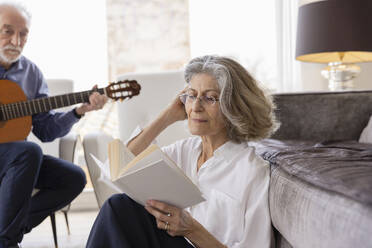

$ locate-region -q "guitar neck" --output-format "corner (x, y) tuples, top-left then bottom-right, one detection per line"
(1, 88), (106, 121)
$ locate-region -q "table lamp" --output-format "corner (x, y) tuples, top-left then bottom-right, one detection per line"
(295, 0), (372, 91)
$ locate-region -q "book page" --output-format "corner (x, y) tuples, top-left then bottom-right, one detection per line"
(90, 153), (138, 197)
(108, 140), (120, 180)
(117, 144), (160, 177)
(90, 153), (110, 179)
(108, 139), (135, 180)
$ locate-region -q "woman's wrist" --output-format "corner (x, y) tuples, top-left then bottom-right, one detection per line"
(185, 220), (227, 248)
(184, 219), (202, 244)
(159, 108), (178, 128)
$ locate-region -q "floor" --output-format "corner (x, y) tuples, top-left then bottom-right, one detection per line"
(21, 210), (99, 248)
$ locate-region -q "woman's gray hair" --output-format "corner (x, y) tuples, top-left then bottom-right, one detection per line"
(0, 1), (32, 25)
(184, 55), (279, 143)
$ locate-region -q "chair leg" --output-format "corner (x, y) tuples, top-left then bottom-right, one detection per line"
(62, 209), (71, 235)
(50, 213), (58, 248)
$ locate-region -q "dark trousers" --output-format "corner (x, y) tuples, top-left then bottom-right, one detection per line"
(86, 194), (194, 248)
(0, 141), (86, 248)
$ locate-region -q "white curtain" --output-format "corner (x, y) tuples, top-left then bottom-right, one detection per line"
(275, 0), (302, 92)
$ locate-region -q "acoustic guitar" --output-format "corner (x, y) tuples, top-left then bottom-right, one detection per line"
(0, 79), (141, 143)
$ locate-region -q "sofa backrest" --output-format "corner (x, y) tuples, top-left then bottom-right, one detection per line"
(271, 90), (372, 141)
(116, 70), (191, 146)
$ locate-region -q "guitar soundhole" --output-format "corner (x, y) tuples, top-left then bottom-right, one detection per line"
(0, 103), (4, 125)
(0, 113), (4, 127)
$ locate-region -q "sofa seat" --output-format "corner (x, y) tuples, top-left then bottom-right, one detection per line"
(252, 139), (372, 248)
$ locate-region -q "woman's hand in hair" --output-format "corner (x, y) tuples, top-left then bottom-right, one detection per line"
(161, 86), (188, 126)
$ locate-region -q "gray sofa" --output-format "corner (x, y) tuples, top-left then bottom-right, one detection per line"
(252, 90), (372, 248)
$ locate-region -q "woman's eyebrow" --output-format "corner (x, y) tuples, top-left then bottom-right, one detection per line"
(187, 88), (219, 93)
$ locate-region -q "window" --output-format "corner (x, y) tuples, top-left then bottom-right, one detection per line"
(189, 0), (278, 91)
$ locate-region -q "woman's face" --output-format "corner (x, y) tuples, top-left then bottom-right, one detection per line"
(185, 73), (227, 139)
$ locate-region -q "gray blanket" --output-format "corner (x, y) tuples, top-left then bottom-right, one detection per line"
(253, 139), (372, 206)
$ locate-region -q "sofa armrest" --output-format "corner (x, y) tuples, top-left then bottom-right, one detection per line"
(59, 132), (78, 163)
(82, 131), (120, 208)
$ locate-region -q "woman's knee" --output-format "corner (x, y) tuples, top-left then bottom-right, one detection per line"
(108, 194), (126, 206)
(106, 193), (134, 210)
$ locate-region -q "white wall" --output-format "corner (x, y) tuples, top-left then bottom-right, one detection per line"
(19, 0), (108, 91)
(356, 64), (372, 90)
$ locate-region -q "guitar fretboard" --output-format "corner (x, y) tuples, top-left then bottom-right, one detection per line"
(0, 88), (105, 121)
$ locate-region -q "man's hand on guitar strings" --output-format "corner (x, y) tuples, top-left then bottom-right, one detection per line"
(75, 85), (108, 116)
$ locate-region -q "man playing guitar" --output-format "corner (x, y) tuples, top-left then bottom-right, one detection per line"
(0, 3), (107, 247)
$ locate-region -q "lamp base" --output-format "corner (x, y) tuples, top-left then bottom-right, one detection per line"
(321, 62), (360, 91)
(327, 79), (354, 91)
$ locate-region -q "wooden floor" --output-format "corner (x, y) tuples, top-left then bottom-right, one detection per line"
(21, 210), (99, 248)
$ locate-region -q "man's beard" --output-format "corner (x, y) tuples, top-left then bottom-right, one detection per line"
(0, 45), (23, 65)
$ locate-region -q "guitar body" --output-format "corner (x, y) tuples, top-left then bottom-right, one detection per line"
(0, 80), (32, 143)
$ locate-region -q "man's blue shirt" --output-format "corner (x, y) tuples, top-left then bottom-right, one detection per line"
(0, 56), (79, 142)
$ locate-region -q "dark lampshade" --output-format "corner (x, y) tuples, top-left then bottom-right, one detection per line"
(296, 0), (372, 63)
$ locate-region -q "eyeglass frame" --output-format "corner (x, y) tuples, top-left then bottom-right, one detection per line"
(179, 93), (220, 106)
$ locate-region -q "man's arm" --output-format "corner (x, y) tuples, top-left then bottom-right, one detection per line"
(32, 91), (107, 142)
(32, 110), (80, 142)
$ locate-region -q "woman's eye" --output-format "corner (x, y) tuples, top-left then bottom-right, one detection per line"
(205, 96), (216, 102)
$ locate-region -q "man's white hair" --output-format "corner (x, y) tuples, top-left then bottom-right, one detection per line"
(0, 1), (32, 25)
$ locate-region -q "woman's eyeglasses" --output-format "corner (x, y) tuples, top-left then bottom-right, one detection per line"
(179, 94), (219, 106)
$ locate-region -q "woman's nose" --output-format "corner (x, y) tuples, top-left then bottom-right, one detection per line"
(191, 97), (204, 110)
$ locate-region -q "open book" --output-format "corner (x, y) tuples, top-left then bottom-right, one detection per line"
(92, 139), (205, 209)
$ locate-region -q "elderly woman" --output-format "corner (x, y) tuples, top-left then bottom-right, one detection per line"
(87, 55), (278, 248)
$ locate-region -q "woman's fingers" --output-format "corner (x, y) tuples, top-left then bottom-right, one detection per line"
(145, 201), (175, 222)
(145, 200), (184, 234)
(155, 219), (169, 230)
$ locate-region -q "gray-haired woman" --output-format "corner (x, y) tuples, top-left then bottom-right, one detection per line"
(87, 55), (278, 248)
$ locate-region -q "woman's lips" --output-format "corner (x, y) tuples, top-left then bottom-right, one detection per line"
(191, 118), (207, 123)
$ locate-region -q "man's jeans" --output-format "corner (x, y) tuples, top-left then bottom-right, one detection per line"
(0, 141), (86, 247)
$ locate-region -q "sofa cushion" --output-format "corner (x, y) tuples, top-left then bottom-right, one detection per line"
(254, 139), (372, 205)
(251, 139), (372, 248)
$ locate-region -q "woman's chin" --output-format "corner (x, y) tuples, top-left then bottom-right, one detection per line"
(188, 128), (208, 136)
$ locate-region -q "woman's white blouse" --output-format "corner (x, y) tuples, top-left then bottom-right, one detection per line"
(162, 137), (273, 248)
